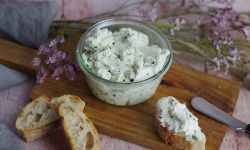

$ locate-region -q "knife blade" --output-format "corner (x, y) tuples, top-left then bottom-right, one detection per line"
(191, 97), (250, 135)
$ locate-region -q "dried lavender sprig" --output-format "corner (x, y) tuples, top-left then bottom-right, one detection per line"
(31, 36), (80, 84)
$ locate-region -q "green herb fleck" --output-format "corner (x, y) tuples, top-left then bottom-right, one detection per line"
(94, 46), (98, 48)
(130, 79), (134, 82)
(109, 46), (112, 49)
(87, 58), (90, 62)
(113, 94), (116, 97)
(189, 115), (192, 118)
(170, 99), (174, 105)
(101, 92), (107, 96)
(123, 34), (130, 39)
(151, 61), (155, 64)
(113, 42), (115, 45)
(146, 73), (149, 75)
(95, 36), (98, 39)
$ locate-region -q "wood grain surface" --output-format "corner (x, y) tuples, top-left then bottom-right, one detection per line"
(0, 37), (240, 150)
(0, 38), (38, 75)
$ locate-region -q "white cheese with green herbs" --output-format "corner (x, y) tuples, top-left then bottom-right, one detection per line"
(82, 28), (170, 82)
(156, 96), (205, 141)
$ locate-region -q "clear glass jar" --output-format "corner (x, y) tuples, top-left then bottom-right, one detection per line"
(76, 19), (172, 106)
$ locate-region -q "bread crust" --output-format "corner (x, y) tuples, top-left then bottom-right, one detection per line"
(155, 118), (205, 150)
(15, 95), (56, 142)
(16, 95), (85, 142)
(17, 120), (61, 142)
(58, 104), (101, 150)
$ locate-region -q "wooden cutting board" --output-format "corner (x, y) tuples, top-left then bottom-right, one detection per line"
(0, 37), (240, 150)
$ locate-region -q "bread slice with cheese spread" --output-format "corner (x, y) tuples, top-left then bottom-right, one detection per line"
(15, 95), (85, 142)
(58, 104), (101, 150)
(155, 96), (206, 150)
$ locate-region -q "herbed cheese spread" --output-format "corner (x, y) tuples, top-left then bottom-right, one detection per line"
(82, 28), (170, 82)
(156, 96), (205, 141)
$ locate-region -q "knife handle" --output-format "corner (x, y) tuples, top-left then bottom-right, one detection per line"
(191, 97), (247, 131)
(246, 124), (250, 135)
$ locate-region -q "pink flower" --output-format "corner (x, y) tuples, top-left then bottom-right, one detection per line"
(31, 57), (41, 66)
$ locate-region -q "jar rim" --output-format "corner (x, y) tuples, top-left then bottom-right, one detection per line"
(76, 18), (173, 86)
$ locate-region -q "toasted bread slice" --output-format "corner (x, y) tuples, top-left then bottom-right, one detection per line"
(155, 119), (206, 150)
(155, 96), (206, 150)
(16, 95), (85, 142)
(58, 104), (101, 150)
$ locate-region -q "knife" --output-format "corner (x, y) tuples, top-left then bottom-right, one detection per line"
(191, 97), (250, 135)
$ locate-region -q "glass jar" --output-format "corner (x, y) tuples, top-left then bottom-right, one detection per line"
(76, 19), (172, 106)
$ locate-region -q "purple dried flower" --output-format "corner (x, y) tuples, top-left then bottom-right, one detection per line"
(212, 57), (221, 72)
(32, 35), (79, 84)
(36, 67), (48, 84)
(56, 51), (66, 59)
(49, 40), (57, 47)
(221, 58), (230, 74)
(216, 44), (220, 56)
(228, 47), (243, 67)
(60, 37), (65, 43)
(195, 36), (200, 41)
(48, 63), (58, 71)
(170, 28), (175, 36)
(149, 8), (157, 22)
(169, 17), (186, 36)
(175, 18), (180, 25)
(212, 57), (231, 74)
(64, 64), (76, 80)
(212, 8), (235, 28)
(243, 26), (250, 41)
(48, 55), (57, 64)
(37, 44), (46, 55)
(52, 67), (64, 79)
(181, 19), (186, 24)
(31, 57), (41, 66)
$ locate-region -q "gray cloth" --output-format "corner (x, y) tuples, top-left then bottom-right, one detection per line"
(0, 64), (30, 91)
(0, 0), (58, 91)
(0, 120), (26, 150)
(0, 0), (58, 48)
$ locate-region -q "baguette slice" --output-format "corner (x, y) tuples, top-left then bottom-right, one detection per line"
(58, 104), (101, 150)
(155, 97), (206, 150)
(155, 119), (206, 150)
(16, 95), (85, 142)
